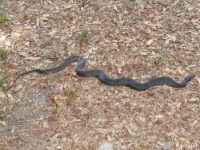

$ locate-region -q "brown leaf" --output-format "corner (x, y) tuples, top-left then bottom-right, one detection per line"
(146, 39), (153, 46)
(26, 56), (42, 61)
(0, 91), (6, 99)
(23, 15), (33, 20)
(154, 120), (163, 125)
(13, 84), (23, 92)
(166, 111), (175, 116)
(134, 56), (143, 64)
(52, 94), (66, 107)
(48, 15), (57, 20)
(42, 120), (49, 128)
(140, 50), (149, 56)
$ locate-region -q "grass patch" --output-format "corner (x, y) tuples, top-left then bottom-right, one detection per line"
(52, 105), (59, 114)
(134, 129), (143, 150)
(61, 11), (68, 20)
(80, 116), (89, 127)
(78, 28), (89, 44)
(0, 13), (7, 23)
(66, 88), (78, 105)
(154, 48), (167, 65)
(0, 48), (7, 61)
(0, 73), (8, 87)
(125, 3), (135, 12)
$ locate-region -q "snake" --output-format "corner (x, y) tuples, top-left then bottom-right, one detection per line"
(6, 55), (195, 91)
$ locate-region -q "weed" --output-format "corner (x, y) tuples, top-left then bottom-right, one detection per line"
(134, 129), (143, 150)
(0, 13), (7, 23)
(61, 11), (68, 19)
(0, 73), (8, 87)
(181, 1), (196, 14)
(31, 14), (37, 21)
(0, 48), (7, 60)
(125, 3), (135, 12)
(188, 0), (196, 4)
(66, 88), (78, 105)
(52, 105), (59, 114)
(78, 28), (88, 44)
(80, 116), (89, 127)
(154, 48), (167, 65)
(193, 44), (200, 50)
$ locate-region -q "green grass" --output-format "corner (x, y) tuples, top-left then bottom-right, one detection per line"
(52, 105), (59, 114)
(61, 11), (68, 19)
(188, 0), (196, 4)
(125, 3), (135, 12)
(181, 0), (196, 14)
(0, 13), (7, 23)
(154, 48), (167, 65)
(78, 28), (89, 44)
(193, 44), (200, 50)
(0, 73), (8, 87)
(134, 129), (143, 150)
(0, 48), (7, 61)
(66, 88), (78, 105)
(80, 116), (88, 127)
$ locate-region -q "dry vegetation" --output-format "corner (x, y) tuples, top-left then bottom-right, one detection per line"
(0, 0), (199, 150)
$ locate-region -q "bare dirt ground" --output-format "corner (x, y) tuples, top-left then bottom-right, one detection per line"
(0, 0), (199, 149)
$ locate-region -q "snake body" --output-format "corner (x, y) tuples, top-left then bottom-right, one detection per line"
(6, 55), (195, 91)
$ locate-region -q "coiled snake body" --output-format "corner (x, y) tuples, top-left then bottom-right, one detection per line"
(7, 56), (195, 91)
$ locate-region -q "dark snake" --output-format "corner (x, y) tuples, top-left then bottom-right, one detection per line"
(6, 55), (195, 91)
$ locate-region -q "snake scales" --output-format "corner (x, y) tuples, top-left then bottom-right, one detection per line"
(6, 55), (195, 91)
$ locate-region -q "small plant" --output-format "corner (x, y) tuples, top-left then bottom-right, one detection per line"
(0, 13), (7, 23)
(154, 48), (167, 65)
(193, 44), (200, 49)
(52, 105), (59, 114)
(134, 129), (143, 150)
(78, 28), (89, 44)
(80, 116), (89, 127)
(125, 3), (135, 12)
(66, 88), (78, 105)
(0, 73), (8, 87)
(0, 48), (7, 60)
(61, 11), (68, 20)
(188, 0), (195, 4)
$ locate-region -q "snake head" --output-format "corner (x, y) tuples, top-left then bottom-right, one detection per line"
(185, 74), (195, 82)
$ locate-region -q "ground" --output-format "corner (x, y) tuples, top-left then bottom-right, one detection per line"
(0, 0), (199, 150)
